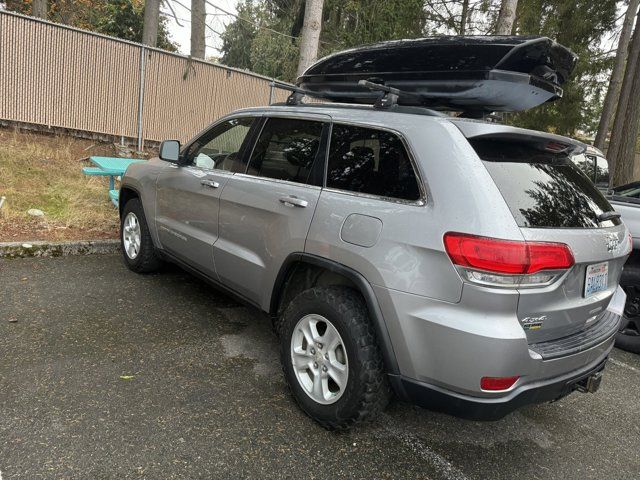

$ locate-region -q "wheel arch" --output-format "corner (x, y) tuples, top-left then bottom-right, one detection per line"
(270, 253), (400, 375)
(118, 185), (141, 217)
(118, 183), (161, 250)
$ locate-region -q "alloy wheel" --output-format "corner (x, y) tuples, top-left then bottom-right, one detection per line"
(290, 314), (349, 405)
(122, 212), (141, 260)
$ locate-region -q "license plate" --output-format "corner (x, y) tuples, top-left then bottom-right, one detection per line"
(584, 262), (608, 297)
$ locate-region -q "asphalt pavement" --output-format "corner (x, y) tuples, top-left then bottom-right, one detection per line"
(1, 255), (639, 479)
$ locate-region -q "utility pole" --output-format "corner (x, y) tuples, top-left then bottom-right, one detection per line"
(191, 0), (206, 59)
(31, 0), (47, 19)
(296, 0), (324, 77)
(142, 0), (160, 48)
(495, 0), (518, 35)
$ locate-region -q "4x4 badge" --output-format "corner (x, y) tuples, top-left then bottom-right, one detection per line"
(521, 315), (547, 330)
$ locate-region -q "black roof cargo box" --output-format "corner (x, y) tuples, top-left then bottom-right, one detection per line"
(297, 36), (578, 113)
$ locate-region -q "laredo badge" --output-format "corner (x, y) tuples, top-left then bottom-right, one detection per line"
(521, 315), (547, 330)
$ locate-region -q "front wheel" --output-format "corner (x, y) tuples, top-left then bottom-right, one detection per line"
(279, 286), (390, 430)
(120, 198), (161, 273)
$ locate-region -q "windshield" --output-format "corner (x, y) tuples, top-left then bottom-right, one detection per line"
(472, 138), (619, 228)
(612, 182), (640, 198)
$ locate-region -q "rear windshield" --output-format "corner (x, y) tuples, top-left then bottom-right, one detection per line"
(471, 138), (619, 228)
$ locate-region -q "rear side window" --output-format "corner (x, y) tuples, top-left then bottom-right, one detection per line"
(247, 118), (324, 185)
(327, 124), (421, 201)
(472, 138), (618, 228)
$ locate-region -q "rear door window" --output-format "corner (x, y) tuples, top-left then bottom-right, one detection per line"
(472, 138), (618, 228)
(327, 124), (421, 201)
(246, 117), (325, 185)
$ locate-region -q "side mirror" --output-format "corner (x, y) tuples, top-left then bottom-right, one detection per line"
(159, 140), (181, 163)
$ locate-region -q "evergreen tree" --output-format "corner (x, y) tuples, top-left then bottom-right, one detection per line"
(220, 1), (261, 71)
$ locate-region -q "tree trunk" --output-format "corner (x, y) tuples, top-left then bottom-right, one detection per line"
(297, 0), (325, 77)
(609, 8), (640, 187)
(594, 0), (640, 151)
(142, 0), (160, 48)
(460, 0), (469, 35)
(191, 0), (206, 59)
(31, 0), (47, 18)
(495, 0), (518, 35)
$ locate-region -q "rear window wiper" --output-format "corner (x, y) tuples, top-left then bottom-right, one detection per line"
(597, 211), (621, 222)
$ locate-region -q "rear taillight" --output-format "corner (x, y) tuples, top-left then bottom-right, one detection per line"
(443, 232), (574, 288)
(480, 376), (520, 391)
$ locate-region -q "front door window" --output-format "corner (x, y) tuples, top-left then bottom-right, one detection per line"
(184, 117), (255, 172)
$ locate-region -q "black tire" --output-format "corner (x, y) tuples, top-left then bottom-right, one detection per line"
(615, 317), (640, 354)
(120, 198), (161, 273)
(279, 286), (390, 430)
(615, 286), (640, 354)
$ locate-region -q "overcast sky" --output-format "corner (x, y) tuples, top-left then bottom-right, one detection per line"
(162, 0), (238, 58)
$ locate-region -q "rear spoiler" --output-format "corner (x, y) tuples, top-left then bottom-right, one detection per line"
(451, 119), (587, 156)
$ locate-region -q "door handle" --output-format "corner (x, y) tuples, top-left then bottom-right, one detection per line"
(200, 179), (220, 189)
(279, 196), (308, 208)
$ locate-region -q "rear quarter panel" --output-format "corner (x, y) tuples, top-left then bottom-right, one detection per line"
(305, 116), (523, 300)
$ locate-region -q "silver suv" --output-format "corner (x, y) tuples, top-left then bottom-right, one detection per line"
(119, 103), (629, 428)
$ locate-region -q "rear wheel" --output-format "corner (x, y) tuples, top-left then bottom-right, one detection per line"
(616, 286), (640, 354)
(120, 198), (161, 273)
(279, 286), (390, 430)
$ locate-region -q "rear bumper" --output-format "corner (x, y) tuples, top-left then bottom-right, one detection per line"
(390, 355), (610, 421)
(373, 283), (624, 417)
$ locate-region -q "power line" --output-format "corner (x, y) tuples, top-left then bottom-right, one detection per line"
(204, 1), (332, 45)
(163, 0), (322, 53)
(160, 7), (225, 37)
(203, 0), (300, 40)
(161, 0), (184, 27)
(161, 0), (231, 53)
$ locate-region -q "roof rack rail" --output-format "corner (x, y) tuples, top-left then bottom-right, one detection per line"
(270, 81), (335, 106)
(357, 79), (423, 108)
(271, 79), (422, 110)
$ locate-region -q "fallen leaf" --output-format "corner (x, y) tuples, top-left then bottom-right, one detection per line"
(119, 375), (135, 381)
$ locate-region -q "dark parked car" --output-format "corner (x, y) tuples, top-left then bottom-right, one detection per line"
(608, 183), (640, 353)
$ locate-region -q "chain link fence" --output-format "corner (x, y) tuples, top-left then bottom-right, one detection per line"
(0, 10), (288, 148)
